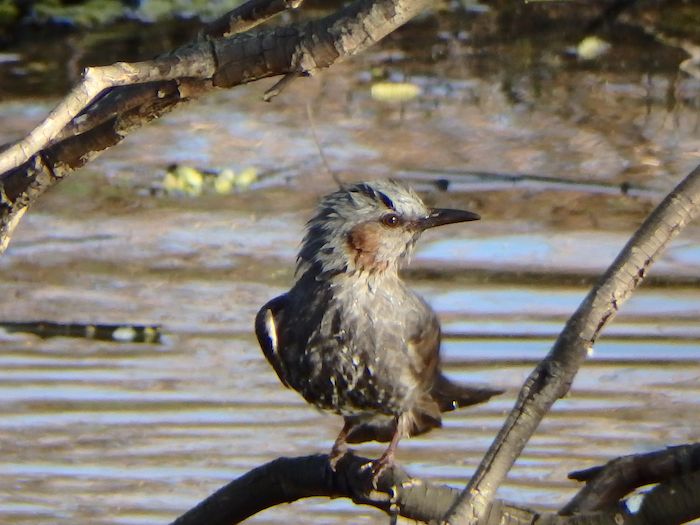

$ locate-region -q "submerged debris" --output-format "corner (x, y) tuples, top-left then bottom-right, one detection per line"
(370, 81), (421, 103)
(0, 321), (162, 343)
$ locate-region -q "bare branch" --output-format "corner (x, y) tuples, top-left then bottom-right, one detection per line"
(203, 0), (305, 38)
(169, 453), (470, 525)
(443, 165), (700, 524)
(168, 449), (700, 524)
(0, 0), (433, 253)
(563, 444), (700, 514)
(636, 471), (700, 525)
(0, 46), (217, 175)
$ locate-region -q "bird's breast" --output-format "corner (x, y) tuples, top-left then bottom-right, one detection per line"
(275, 279), (438, 416)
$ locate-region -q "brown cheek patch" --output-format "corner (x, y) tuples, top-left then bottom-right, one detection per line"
(347, 223), (388, 272)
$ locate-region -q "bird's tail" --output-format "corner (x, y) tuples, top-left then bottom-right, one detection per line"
(431, 373), (504, 413)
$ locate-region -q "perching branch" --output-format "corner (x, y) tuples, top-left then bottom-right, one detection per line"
(169, 452), (480, 525)
(0, 0), (433, 253)
(442, 165), (700, 524)
(168, 449), (700, 524)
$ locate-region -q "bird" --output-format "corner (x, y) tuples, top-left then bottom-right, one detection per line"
(255, 179), (502, 480)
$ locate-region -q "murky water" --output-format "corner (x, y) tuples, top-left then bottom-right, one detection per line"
(2, 4), (700, 524)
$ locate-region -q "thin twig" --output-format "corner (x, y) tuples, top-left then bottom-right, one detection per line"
(306, 101), (344, 187)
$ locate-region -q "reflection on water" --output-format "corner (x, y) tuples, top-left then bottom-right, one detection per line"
(2, 3), (700, 523)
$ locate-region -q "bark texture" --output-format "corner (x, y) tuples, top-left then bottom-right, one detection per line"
(0, 0), (432, 253)
(442, 166), (700, 524)
(169, 450), (700, 524)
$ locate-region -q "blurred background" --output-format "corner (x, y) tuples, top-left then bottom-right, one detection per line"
(0, 0), (699, 523)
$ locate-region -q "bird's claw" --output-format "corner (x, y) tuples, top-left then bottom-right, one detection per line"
(359, 460), (373, 473)
(359, 456), (392, 488)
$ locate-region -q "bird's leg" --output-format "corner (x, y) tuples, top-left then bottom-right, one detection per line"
(371, 414), (406, 483)
(329, 419), (352, 471)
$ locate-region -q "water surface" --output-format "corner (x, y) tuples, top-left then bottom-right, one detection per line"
(1, 4), (700, 524)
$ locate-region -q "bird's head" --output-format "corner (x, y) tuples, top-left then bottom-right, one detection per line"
(297, 180), (480, 279)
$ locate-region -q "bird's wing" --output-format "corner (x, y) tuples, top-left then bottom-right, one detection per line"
(406, 301), (442, 378)
(408, 296), (504, 412)
(254, 294), (291, 389)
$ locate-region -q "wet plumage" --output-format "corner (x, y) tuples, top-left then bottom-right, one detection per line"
(255, 180), (502, 476)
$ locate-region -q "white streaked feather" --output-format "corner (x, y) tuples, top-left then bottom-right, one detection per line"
(264, 309), (278, 354)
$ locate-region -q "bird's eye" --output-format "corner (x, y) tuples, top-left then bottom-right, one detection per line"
(382, 213), (401, 227)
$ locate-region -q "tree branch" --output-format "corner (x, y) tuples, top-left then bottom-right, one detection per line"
(442, 165), (700, 524)
(169, 453), (472, 525)
(168, 449), (700, 524)
(203, 0), (305, 39)
(563, 443), (700, 514)
(0, 0), (432, 253)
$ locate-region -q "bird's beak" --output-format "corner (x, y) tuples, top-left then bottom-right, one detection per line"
(420, 208), (481, 230)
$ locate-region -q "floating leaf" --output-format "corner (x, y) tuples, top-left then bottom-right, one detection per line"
(234, 166), (258, 190)
(162, 171), (184, 193)
(370, 82), (421, 103)
(173, 165), (204, 196)
(214, 168), (235, 194)
(161, 164), (257, 197)
(577, 36), (611, 61)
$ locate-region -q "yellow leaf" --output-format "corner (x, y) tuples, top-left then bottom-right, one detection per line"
(234, 167), (258, 190)
(577, 36), (611, 61)
(370, 82), (421, 103)
(163, 172), (183, 192)
(214, 169), (235, 194)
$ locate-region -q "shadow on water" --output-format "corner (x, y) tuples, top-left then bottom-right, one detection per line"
(1, 2), (700, 524)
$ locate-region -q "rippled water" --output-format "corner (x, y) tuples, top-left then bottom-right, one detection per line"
(0, 198), (698, 524)
(2, 4), (700, 524)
